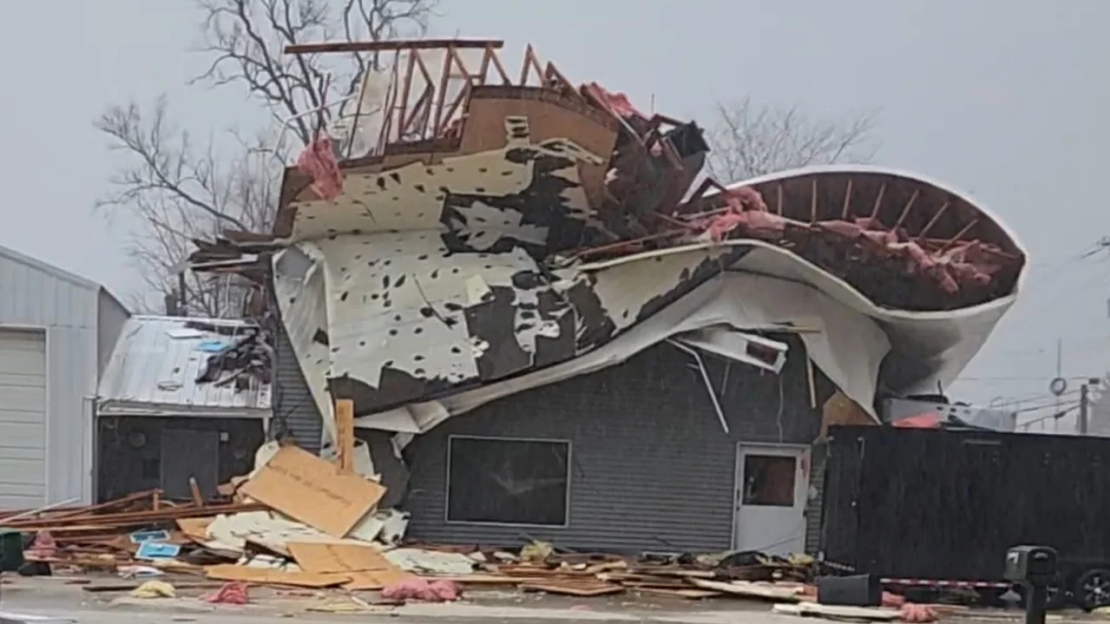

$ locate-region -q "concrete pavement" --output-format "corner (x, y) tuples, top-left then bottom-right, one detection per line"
(0, 575), (786, 624)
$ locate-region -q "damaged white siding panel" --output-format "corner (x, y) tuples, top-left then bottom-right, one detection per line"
(273, 245), (335, 442)
(0, 244), (101, 506)
(382, 268), (889, 438)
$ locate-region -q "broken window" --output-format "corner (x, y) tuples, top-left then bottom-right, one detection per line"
(446, 436), (570, 526)
(741, 454), (797, 507)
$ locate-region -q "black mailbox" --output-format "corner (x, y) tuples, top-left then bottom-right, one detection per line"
(1005, 545), (1058, 584)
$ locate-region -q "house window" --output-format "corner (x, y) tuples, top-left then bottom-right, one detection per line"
(446, 436), (571, 526)
(741, 454), (797, 507)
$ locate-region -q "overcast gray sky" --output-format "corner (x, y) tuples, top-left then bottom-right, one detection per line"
(0, 0), (1106, 422)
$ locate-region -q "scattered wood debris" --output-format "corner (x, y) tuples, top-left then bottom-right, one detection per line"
(0, 449), (952, 620)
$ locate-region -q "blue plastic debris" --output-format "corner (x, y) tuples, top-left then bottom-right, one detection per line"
(135, 542), (181, 560)
(195, 340), (228, 353)
(129, 529), (170, 544)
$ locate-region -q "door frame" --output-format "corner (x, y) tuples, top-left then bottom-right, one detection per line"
(730, 442), (811, 551)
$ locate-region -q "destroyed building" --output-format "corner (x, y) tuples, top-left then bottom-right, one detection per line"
(188, 39), (1029, 555)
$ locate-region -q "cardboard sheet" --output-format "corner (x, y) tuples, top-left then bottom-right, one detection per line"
(175, 517), (213, 543)
(288, 542), (396, 574)
(288, 541), (410, 590)
(239, 446), (386, 537)
(204, 564), (350, 588)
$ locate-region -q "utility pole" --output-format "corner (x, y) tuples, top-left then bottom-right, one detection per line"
(1079, 377), (1102, 435)
(1054, 338), (1063, 433)
(1080, 383), (1089, 435)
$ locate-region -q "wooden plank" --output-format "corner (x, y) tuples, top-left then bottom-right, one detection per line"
(188, 478), (204, 506)
(286, 39), (505, 55)
(690, 579), (803, 602)
(335, 399), (355, 474)
(520, 581), (624, 597)
(637, 587), (722, 600)
(83, 581), (224, 593)
(3, 502), (265, 530)
(205, 564), (350, 588)
(421, 575), (539, 585)
(239, 445), (386, 538)
(773, 602), (901, 621)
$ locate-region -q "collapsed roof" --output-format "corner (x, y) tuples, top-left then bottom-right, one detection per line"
(190, 39), (1028, 443)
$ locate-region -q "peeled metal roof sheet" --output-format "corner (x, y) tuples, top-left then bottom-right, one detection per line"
(97, 315), (272, 415)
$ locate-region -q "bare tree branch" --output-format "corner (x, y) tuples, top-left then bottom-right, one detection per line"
(706, 97), (880, 182)
(94, 0), (437, 317)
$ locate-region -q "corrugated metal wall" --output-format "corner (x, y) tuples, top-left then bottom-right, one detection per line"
(273, 322), (324, 453)
(403, 338), (831, 553)
(0, 249), (100, 504)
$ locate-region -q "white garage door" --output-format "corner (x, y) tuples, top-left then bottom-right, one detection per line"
(0, 329), (46, 510)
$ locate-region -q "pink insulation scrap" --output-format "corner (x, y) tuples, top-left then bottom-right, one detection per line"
(296, 134), (344, 201)
(205, 581), (249, 604)
(25, 531), (56, 558)
(583, 83), (647, 120)
(701, 186), (783, 241)
(381, 578), (461, 602)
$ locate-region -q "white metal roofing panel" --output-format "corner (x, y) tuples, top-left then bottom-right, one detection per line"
(97, 315), (272, 416)
(0, 243), (100, 291)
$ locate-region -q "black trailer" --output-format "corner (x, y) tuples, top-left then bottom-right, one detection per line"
(820, 425), (1110, 609)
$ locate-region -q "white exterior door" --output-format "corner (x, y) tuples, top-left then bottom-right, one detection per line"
(733, 444), (809, 556)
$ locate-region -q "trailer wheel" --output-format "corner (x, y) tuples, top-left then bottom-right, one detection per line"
(1074, 568), (1110, 611)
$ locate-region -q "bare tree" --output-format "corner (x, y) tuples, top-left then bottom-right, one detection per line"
(95, 0), (437, 316)
(706, 97), (880, 183)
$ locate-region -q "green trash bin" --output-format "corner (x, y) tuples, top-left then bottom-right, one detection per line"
(0, 528), (24, 572)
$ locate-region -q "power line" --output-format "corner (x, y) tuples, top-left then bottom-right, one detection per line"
(1019, 403), (1080, 430)
(985, 388), (1083, 410)
(1013, 396), (1083, 414)
(1020, 253), (1110, 323)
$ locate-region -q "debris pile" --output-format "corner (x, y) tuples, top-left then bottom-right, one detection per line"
(0, 443), (454, 598)
(190, 40), (1023, 315)
(0, 471), (948, 622)
(187, 320), (273, 390)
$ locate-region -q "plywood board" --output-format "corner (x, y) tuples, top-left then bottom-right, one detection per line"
(343, 569), (412, 591)
(288, 542), (412, 591)
(239, 445), (386, 537)
(175, 517), (213, 543)
(691, 579), (802, 602)
(288, 542), (398, 575)
(520, 581), (624, 597)
(204, 564), (350, 588)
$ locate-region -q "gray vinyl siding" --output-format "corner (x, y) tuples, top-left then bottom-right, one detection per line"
(403, 337), (832, 553)
(273, 322), (324, 454)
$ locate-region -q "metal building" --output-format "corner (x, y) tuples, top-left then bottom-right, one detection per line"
(95, 315), (270, 502)
(0, 244), (129, 509)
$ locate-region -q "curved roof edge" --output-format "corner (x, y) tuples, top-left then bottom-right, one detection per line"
(579, 238), (1017, 323)
(715, 163), (1030, 296)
